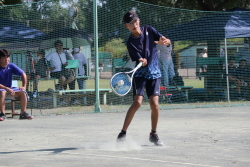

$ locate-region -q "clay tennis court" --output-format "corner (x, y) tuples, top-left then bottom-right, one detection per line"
(1, 106), (249, 167)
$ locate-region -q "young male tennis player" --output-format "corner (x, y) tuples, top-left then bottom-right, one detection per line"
(117, 11), (171, 146)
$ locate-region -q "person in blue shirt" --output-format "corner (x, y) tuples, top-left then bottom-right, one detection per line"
(0, 49), (33, 121)
(117, 11), (171, 146)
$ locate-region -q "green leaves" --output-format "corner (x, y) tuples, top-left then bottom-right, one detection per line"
(104, 38), (127, 58)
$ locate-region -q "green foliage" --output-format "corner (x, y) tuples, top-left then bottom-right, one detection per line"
(104, 38), (127, 58)
(2, 0), (22, 5)
(136, 0), (250, 11)
(174, 41), (194, 51)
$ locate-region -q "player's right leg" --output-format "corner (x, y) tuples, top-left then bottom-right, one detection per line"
(117, 95), (143, 141)
(15, 91), (33, 120)
(117, 77), (146, 141)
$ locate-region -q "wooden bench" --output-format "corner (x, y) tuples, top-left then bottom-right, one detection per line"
(52, 88), (112, 108)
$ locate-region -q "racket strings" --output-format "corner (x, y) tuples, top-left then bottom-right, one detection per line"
(111, 73), (131, 96)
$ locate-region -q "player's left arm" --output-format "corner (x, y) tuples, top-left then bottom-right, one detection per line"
(149, 25), (171, 46)
(155, 36), (171, 46)
(19, 73), (27, 91)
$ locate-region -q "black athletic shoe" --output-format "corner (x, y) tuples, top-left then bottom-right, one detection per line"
(149, 132), (164, 146)
(117, 132), (126, 142)
(19, 112), (33, 120)
(0, 112), (6, 121)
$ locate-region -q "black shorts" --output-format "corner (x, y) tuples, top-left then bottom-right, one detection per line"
(36, 73), (47, 78)
(132, 77), (161, 98)
(50, 71), (63, 79)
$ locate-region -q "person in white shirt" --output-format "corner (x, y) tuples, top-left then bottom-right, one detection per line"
(68, 47), (87, 105)
(199, 47), (208, 73)
(45, 40), (75, 91)
(73, 47), (87, 89)
(63, 48), (74, 60)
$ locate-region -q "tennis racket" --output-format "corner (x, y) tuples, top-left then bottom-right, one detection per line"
(110, 62), (142, 96)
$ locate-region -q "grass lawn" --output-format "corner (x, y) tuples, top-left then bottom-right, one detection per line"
(19, 78), (204, 92)
(183, 78), (204, 88)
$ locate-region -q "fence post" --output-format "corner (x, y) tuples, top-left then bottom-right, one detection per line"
(93, 0), (101, 112)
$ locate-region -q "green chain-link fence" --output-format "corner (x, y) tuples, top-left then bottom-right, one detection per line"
(1, 0), (250, 116)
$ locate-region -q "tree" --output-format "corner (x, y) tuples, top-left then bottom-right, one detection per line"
(136, 0), (250, 11)
(104, 38), (127, 58)
(1, 0), (22, 5)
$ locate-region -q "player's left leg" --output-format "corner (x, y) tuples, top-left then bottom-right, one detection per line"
(149, 95), (164, 146)
(150, 95), (159, 131)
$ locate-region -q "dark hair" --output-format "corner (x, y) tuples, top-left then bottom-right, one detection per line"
(240, 58), (247, 62)
(37, 49), (45, 55)
(0, 49), (10, 58)
(228, 57), (235, 61)
(54, 40), (63, 47)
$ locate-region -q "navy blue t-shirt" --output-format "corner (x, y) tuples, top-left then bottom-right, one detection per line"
(236, 67), (250, 79)
(126, 25), (162, 79)
(0, 63), (24, 88)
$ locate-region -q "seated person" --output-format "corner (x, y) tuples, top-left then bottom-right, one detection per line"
(235, 58), (250, 98)
(0, 49), (33, 121)
(234, 39), (250, 68)
(32, 49), (50, 97)
(45, 40), (75, 91)
(227, 57), (241, 92)
(236, 58), (250, 84)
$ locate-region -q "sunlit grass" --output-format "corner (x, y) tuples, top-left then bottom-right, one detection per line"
(19, 78), (204, 92)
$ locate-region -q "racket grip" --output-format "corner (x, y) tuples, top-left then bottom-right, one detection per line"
(137, 62), (142, 68)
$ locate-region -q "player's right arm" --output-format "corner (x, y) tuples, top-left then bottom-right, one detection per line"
(138, 58), (147, 66)
(0, 84), (14, 96)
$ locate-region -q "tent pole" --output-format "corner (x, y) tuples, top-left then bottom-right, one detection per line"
(225, 38), (230, 102)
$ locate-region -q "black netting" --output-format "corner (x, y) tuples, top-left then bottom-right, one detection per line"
(1, 1), (250, 116)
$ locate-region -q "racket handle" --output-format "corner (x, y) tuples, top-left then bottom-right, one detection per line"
(137, 62), (142, 68)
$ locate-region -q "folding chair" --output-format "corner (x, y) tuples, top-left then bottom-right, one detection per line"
(160, 86), (172, 103)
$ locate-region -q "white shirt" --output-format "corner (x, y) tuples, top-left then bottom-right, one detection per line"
(73, 52), (87, 76)
(45, 51), (67, 72)
(199, 52), (208, 58)
(64, 50), (74, 60)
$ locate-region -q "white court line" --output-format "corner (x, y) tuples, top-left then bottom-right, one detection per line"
(66, 152), (222, 167)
